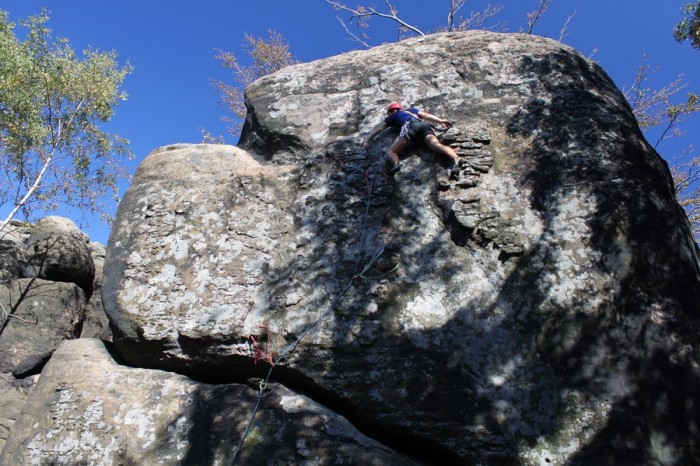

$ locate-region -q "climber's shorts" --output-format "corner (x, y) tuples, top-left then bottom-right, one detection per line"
(400, 120), (435, 142)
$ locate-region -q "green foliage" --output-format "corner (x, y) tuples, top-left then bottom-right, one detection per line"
(0, 9), (133, 229)
(674, 2), (700, 49)
(212, 29), (296, 138)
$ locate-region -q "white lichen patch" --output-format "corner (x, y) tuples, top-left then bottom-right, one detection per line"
(400, 280), (452, 348)
(23, 385), (122, 465)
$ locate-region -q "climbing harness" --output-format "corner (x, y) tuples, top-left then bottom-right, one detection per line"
(399, 112), (420, 139)
(229, 145), (398, 465)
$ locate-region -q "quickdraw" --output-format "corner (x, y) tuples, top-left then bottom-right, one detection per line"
(249, 324), (274, 366)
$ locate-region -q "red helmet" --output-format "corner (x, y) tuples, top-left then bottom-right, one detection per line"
(387, 102), (403, 112)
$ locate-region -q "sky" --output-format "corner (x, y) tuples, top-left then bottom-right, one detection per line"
(1, 0), (698, 244)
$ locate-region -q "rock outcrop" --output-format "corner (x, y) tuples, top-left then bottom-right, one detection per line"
(1, 338), (413, 465)
(4, 31), (700, 465)
(0, 217), (109, 452)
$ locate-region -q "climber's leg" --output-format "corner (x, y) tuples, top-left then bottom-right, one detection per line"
(385, 136), (410, 173)
(425, 134), (459, 164)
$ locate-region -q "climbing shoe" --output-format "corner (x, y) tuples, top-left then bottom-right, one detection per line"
(386, 162), (402, 175)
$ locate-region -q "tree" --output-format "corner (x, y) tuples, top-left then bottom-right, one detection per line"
(212, 29), (297, 138)
(0, 9), (133, 231)
(326, 0), (581, 47)
(525, 0), (551, 34)
(675, 1), (700, 49)
(326, 0), (504, 47)
(623, 58), (700, 241)
(672, 158), (700, 240)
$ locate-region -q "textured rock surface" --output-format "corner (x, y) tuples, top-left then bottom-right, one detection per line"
(0, 279), (85, 376)
(101, 31), (700, 464)
(0, 372), (36, 453)
(102, 143), (297, 372)
(25, 217), (95, 298)
(0, 217), (108, 452)
(14, 30), (700, 464)
(79, 242), (112, 340)
(0, 338), (416, 465)
(0, 232), (27, 284)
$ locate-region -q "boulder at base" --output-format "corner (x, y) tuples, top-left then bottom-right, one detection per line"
(0, 339), (416, 465)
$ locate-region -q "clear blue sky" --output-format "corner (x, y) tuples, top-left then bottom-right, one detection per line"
(2, 1), (698, 244)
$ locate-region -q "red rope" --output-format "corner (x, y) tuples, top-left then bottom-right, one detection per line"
(249, 324), (274, 366)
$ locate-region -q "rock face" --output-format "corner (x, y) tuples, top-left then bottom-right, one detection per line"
(102, 143), (296, 374)
(0, 279), (84, 376)
(1, 339), (413, 466)
(0, 217), (109, 452)
(24, 216), (96, 298)
(5, 31), (700, 465)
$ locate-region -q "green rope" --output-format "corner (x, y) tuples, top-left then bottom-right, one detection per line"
(230, 147), (399, 465)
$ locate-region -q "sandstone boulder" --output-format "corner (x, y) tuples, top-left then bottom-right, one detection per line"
(29, 216), (90, 242)
(25, 217), (95, 298)
(0, 223), (29, 284)
(0, 372), (36, 453)
(0, 238), (26, 284)
(84, 31), (700, 464)
(0, 338), (416, 465)
(0, 217), (108, 452)
(102, 143), (296, 371)
(0, 279), (85, 377)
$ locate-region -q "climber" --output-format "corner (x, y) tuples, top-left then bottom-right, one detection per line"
(362, 102), (460, 175)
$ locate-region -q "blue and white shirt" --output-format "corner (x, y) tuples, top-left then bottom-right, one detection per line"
(384, 108), (420, 127)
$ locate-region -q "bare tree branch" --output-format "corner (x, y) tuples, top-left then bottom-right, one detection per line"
(447, 0), (467, 32)
(0, 302), (38, 325)
(335, 14), (371, 48)
(455, 4), (504, 31)
(212, 30), (296, 137)
(326, 0), (425, 44)
(654, 93), (700, 148)
(623, 59), (694, 146)
(370, 0), (425, 36)
(559, 10), (577, 41)
(672, 154), (700, 241)
(527, 0), (551, 34)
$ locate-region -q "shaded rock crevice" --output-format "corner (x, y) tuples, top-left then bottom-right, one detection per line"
(132, 348), (469, 465)
(239, 103), (311, 164)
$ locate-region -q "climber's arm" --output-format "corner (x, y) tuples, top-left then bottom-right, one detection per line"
(417, 110), (452, 129)
(363, 122), (388, 149)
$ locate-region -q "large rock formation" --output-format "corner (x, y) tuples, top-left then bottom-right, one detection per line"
(4, 31), (700, 465)
(0, 217), (110, 452)
(1, 338), (413, 465)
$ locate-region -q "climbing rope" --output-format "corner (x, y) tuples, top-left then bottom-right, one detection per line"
(229, 281), (354, 466)
(229, 146), (397, 465)
(353, 149), (387, 277)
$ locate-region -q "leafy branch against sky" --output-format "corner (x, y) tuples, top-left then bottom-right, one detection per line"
(0, 9), (133, 231)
